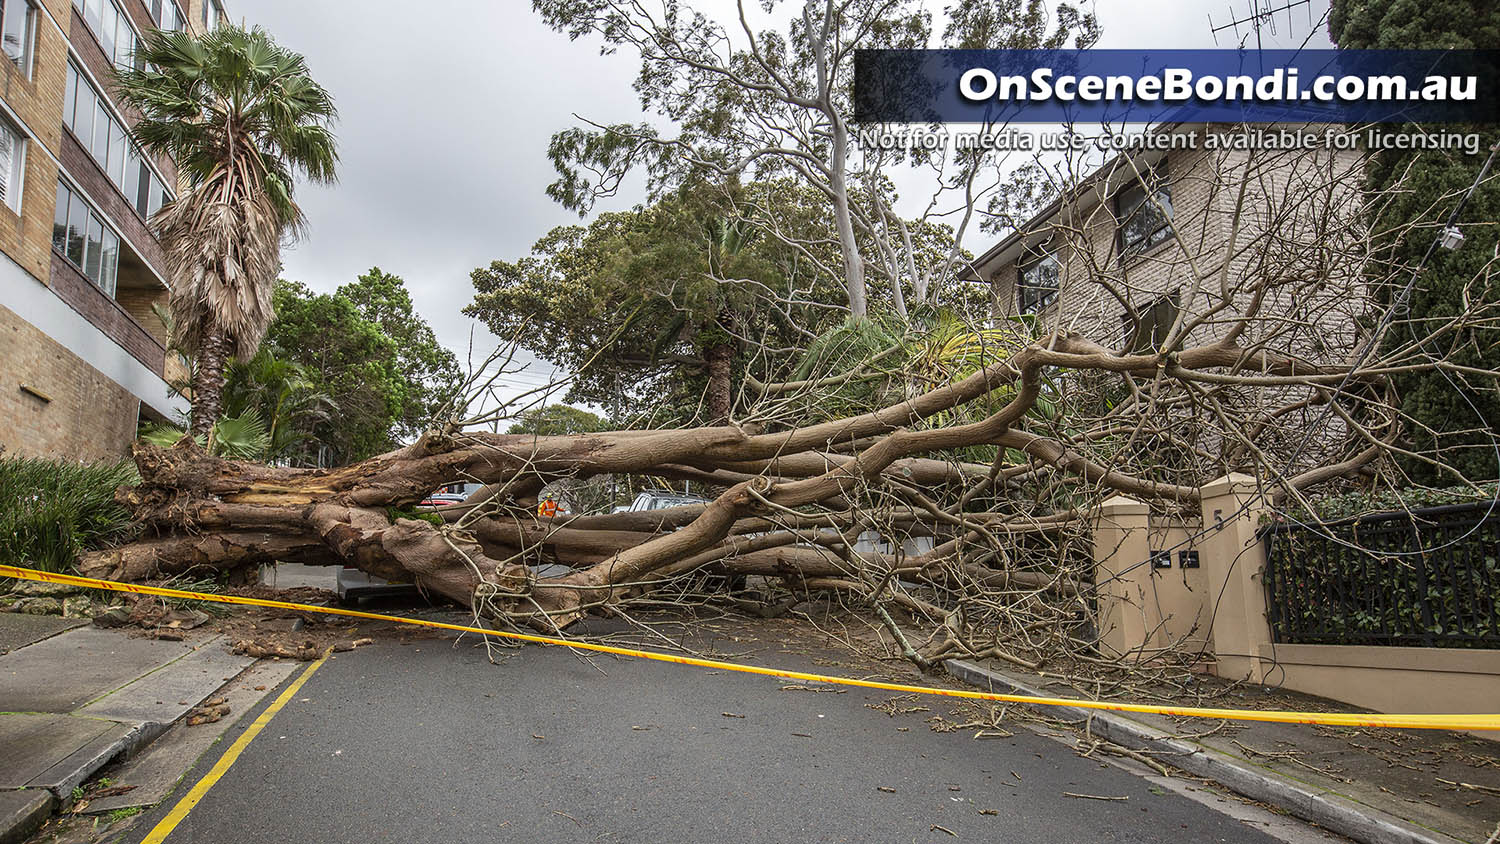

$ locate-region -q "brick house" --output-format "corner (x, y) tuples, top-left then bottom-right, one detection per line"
(0, 0), (225, 461)
(968, 125), (1369, 363)
(965, 125), (1373, 479)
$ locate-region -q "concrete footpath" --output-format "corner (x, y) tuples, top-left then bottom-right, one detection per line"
(0, 613), (258, 843)
(946, 659), (1500, 844)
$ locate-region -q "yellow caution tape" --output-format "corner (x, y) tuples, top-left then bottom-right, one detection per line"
(3, 563), (1496, 732)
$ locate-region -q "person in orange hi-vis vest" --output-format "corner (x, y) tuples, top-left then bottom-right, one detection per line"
(537, 495), (559, 518)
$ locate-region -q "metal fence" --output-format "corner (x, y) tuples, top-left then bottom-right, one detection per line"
(1261, 502), (1500, 649)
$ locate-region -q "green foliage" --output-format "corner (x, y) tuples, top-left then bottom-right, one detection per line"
(1328, 0), (1500, 481)
(507, 405), (610, 436)
(468, 181), (836, 422)
(139, 409), (271, 460)
(1266, 515), (1500, 648)
(337, 268), (463, 439)
(261, 271), (459, 465)
(1272, 482), (1500, 648)
(533, 0), (1095, 318)
(222, 348), (336, 459)
(0, 455), (137, 572)
(783, 310), (1033, 427)
(157, 575), (233, 617)
(263, 280), (403, 463)
(386, 506), (443, 527)
(1292, 483), (1500, 522)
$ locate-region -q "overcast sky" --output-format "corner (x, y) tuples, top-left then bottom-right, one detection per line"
(234, 0), (1334, 402)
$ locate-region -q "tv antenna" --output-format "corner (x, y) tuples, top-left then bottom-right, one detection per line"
(1208, 0), (1315, 49)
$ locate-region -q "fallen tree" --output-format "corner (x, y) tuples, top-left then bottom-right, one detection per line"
(80, 330), (1385, 665)
(81, 137), (1500, 681)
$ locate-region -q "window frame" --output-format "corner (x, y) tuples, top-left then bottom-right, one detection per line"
(0, 115), (24, 213)
(1121, 294), (1180, 354)
(1, 0), (36, 79)
(72, 0), (140, 68)
(63, 60), (174, 222)
(1115, 164), (1174, 257)
(1016, 249), (1060, 315)
(53, 177), (122, 295)
(151, 0), (186, 31)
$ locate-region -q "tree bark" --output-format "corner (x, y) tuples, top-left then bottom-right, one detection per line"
(705, 341), (733, 424)
(79, 332), (1386, 640)
(189, 320), (230, 440)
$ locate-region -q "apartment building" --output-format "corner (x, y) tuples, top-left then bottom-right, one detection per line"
(0, 0), (225, 461)
(969, 126), (1368, 362)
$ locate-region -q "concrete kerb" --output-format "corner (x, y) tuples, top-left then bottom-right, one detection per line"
(943, 658), (1466, 844)
(0, 790), (52, 844)
(0, 628), (258, 844)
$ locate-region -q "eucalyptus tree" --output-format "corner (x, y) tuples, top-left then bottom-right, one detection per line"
(78, 142), (1500, 678)
(115, 25), (338, 438)
(535, 0), (1097, 320)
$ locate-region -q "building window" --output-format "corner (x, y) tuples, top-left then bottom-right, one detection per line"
(1, 0), (34, 77)
(202, 0), (222, 29)
(52, 179), (121, 296)
(150, 0), (186, 31)
(0, 117), (24, 212)
(63, 61), (173, 221)
(1017, 250), (1059, 315)
(72, 0), (139, 68)
(1122, 294), (1179, 353)
(1116, 165), (1173, 256)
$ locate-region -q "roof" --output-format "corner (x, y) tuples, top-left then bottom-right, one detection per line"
(962, 122), (1202, 282)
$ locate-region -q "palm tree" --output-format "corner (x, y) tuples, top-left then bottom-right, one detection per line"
(115, 25), (337, 439)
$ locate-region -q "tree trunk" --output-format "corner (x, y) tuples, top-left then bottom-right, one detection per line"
(189, 321), (230, 440)
(705, 341), (733, 424)
(73, 331), (1381, 653)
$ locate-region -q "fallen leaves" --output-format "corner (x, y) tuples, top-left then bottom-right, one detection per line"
(186, 697), (230, 726)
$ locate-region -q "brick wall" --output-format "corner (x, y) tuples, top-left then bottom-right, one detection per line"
(0, 0), (71, 286)
(976, 133), (1370, 478)
(986, 136), (1368, 361)
(0, 303), (141, 460)
(49, 250), (167, 375)
(58, 125), (169, 273)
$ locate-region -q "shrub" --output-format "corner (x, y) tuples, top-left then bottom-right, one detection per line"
(1296, 482), (1500, 522)
(0, 454), (138, 572)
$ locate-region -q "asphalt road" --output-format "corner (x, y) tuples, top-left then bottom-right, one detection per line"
(118, 624), (1315, 844)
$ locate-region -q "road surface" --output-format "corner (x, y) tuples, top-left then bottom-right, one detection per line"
(117, 617), (1336, 843)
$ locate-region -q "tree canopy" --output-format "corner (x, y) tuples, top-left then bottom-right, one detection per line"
(506, 405), (610, 437)
(534, 0), (1096, 319)
(469, 182), (836, 422)
(338, 268), (464, 441)
(263, 271), (461, 465)
(1329, 0), (1500, 481)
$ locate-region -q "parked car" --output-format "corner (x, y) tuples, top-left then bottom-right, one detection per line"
(336, 566), (422, 606)
(419, 493), (466, 508)
(627, 490), (708, 512)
